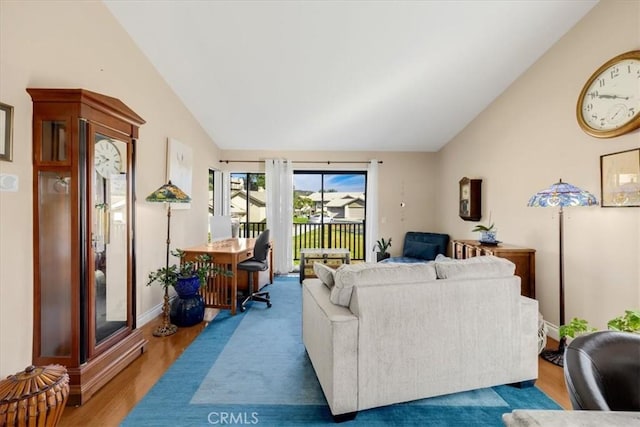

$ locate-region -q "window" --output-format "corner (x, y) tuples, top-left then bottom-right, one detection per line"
(293, 171), (367, 260)
(230, 172), (266, 238)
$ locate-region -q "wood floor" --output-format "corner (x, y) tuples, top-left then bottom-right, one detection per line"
(59, 315), (570, 426)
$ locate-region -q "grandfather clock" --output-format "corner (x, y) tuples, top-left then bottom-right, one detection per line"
(28, 88), (148, 405)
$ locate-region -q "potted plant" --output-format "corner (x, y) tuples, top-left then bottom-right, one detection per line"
(147, 250), (231, 328)
(472, 222), (497, 244)
(607, 309), (640, 333)
(373, 237), (392, 262)
(147, 249), (229, 297)
(559, 317), (597, 339)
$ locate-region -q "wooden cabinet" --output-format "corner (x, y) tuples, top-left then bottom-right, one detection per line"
(451, 239), (536, 299)
(28, 89), (147, 405)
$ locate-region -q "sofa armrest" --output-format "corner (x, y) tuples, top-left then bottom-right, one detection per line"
(302, 279), (358, 415)
(519, 296), (539, 381)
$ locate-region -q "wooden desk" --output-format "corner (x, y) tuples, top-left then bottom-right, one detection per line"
(182, 238), (273, 315)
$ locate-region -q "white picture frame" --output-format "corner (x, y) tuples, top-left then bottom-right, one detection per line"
(166, 138), (193, 210)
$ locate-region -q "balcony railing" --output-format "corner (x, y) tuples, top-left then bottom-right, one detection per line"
(238, 221), (366, 261)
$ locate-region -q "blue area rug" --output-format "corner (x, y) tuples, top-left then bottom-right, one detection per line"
(122, 276), (560, 426)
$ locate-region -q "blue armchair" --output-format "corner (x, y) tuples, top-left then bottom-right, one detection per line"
(382, 231), (450, 263)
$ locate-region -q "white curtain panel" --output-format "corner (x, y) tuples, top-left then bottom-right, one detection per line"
(365, 160), (379, 263)
(266, 159), (294, 274)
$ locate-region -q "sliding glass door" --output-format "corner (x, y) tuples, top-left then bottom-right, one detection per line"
(293, 171), (367, 261)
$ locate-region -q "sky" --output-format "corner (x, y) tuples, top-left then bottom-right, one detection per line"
(294, 173), (365, 193)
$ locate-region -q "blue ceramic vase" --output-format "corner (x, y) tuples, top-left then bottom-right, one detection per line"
(171, 276), (205, 327)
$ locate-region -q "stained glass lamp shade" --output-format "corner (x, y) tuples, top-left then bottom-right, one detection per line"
(527, 179), (597, 367)
(145, 181), (192, 204)
(527, 180), (597, 208)
(146, 181), (191, 337)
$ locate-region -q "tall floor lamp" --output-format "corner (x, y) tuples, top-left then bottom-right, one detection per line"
(146, 180), (192, 337)
(527, 179), (597, 367)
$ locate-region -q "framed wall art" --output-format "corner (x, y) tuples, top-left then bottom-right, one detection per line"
(600, 148), (640, 207)
(0, 102), (14, 162)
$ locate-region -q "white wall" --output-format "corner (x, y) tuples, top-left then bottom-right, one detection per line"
(435, 0), (640, 333)
(0, 1), (221, 376)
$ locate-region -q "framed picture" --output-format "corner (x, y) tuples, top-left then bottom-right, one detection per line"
(600, 148), (640, 207)
(166, 137), (193, 210)
(0, 102), (14, 162)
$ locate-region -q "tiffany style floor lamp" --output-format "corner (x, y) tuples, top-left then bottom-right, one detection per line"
(146, 180), (192, 337)
(527, 179), (597, 367)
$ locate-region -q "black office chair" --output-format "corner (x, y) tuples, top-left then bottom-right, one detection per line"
(564, 330), (640, 411)
(238, 229), (272, 312)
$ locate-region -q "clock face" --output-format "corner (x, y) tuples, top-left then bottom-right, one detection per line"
(577, 51), (640, 138)
(461, 184), (470, 199)
(95, 139), (122, 179)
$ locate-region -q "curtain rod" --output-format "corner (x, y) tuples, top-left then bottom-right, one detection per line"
(219, 160), (383, 164)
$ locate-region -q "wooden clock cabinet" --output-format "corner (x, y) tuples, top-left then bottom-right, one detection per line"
(28, 88), (147, 405)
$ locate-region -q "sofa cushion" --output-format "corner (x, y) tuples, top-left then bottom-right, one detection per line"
(403, 241), (439, 261)
(330, 262), (437, 307)
(313, 262), (336, 289)
(434, 255), (515, 279)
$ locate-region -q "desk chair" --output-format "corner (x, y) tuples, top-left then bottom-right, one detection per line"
(238, 229), (272, 312)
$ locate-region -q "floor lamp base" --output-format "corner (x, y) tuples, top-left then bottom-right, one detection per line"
(153, 288), (178, 337)
(540, 349), (564, 367)
(153, 323), (178, 337)
(540, 337), (566, 367)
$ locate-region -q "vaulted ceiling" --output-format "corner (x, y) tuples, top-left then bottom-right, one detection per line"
(104, 1), (598, 152)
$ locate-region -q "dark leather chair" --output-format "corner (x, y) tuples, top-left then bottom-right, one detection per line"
(238, 229), (272, 312)
(563, 330), (640, 411)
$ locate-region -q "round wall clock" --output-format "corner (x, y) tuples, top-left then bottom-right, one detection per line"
(95, 138), (122, 178)
(576, 50), (640, 138)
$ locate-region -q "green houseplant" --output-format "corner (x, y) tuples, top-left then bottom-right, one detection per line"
(373, 237), (392, 262)
(558, 310), (640, 340)
(147, 249), (230, 296)
(559, 317), (597, 339)
(147, 249), (232, 331)
(607, 309), (640, 333)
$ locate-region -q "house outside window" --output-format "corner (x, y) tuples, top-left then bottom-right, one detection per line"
(230, 172), (266, 237)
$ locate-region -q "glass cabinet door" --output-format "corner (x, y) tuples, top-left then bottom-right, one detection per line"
(92, 133), (129, 346)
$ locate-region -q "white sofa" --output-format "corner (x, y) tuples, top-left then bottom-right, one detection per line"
(302, 256), (539, 419)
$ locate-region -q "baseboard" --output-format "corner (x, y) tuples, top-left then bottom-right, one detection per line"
(545, 320), (560, 341)
(136, 296), (177, 327)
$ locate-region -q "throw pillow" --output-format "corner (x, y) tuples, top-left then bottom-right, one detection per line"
(313, 262), (336, 289)
(434, 255), (515, 279)
(330, 262), (437, 307)
(403, 241), (439, 261)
